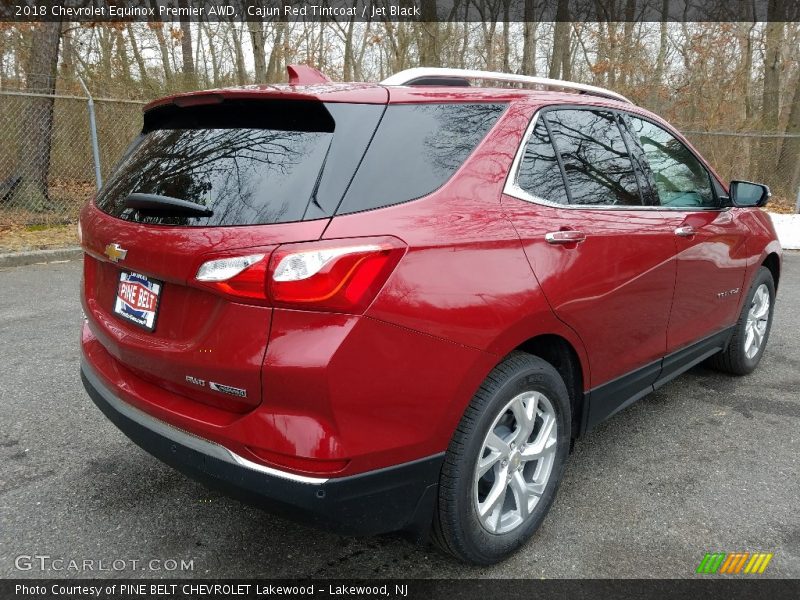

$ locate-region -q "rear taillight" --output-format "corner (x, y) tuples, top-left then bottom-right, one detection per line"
(195, 254), (268, 301)
(269, 237), (405, 312)
(194, 237), (405, 313)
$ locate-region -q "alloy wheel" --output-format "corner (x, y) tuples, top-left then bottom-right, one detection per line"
(744, 283), (770, 359)
(473, 391), (557, 534)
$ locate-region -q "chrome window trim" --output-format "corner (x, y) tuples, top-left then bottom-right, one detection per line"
(502, 107), (727, 212)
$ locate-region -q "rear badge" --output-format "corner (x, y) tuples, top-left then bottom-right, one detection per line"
(185, 376), (247, 399)
(104, 243), (128, 263)
(209, 382), (248, 398)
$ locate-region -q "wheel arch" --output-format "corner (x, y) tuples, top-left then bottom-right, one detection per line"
(762, 251), (781, 290)
(514, 334), (588, 440)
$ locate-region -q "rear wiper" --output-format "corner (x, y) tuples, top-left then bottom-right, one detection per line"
(124, 193), (214, 217)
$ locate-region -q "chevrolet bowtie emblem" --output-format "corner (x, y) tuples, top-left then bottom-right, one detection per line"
(104, 243), (128, 263)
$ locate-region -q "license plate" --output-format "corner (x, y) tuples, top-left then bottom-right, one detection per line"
(113, 271), (162, 332)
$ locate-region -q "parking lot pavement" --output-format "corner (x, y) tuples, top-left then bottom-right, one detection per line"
(1, 255), (798, 579)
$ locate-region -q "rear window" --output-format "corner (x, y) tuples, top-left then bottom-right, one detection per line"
(95, 100), (383, 226)
(336, 103), (506, 215)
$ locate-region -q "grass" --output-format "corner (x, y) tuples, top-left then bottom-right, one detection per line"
(0, 223), (78, 253)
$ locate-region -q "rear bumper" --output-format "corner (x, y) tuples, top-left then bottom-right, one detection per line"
(81, 360), (443, 537)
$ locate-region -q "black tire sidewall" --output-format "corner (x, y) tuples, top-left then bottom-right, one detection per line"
(450, 359), (571, 562)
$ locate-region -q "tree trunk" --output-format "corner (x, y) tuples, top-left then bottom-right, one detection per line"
(59, 23), (73, 82)
(17, 21), (61, 209)
(230, 24), (248, 85)
(127, 25), (151, 91)
(736, 0), (756, 121)
(149, 0), (173, 86)
(548, 1), (570, 79)
(203, 23), (220, 87)
(178, 0), (195, 88)
(619, 0), (636, 88)
(266, 20), (287, 83)
(342, 17), (356, 80)
(115, 28), (132, 85)
(418, 0), (439, 66)
(249, 22), (267, 82)
(521, 1), (538, 76)
(760, 17), (783, 180)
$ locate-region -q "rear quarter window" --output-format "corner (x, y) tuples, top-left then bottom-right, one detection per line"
(336, 103), (506, 215)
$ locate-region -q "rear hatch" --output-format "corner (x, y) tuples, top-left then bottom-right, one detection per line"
(81, 92), (386, 412)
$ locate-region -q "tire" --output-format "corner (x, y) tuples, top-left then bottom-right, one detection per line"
(708, 266), (775, 375)
(432, 352), (571, 565)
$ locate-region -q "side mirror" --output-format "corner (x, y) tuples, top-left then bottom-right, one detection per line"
(729, 180), (770, 208)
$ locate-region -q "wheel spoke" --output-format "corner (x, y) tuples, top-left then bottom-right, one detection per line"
(751, 325), (763, 350)
(521, 413), (556, 461)
(509, 392), (537, 443)
(744, 324), (755, 353)
(479, 471), (509, 530)
(509, 472), (531, 520)
(477, 448), (504, 479)
(485, 431), (511, 456)
(753, 297), (769, 319)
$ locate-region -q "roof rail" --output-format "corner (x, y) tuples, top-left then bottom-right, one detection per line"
(380, 67), (633, 105)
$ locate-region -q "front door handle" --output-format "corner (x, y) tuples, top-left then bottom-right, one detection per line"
(674, 225), (697, 238)
(545, 230), (586, 244)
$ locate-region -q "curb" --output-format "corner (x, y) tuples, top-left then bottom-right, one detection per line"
(0, 247), (83, 269)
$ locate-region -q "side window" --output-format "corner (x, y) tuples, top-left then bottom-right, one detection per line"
(545, 109), (641, 206)
(616, 114), (660, 206)
(337, 103), (506, 215)
(515, 118), (569, 205)
(627, 117), (716, 208)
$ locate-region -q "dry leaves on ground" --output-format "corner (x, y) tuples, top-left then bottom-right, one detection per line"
(0, 224), (78, 253)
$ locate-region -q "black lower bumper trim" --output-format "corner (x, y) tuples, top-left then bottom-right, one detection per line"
(81, 365), (443, 537)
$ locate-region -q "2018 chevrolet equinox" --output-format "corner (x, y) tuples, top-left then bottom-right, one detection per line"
(79, 66), (781, 564)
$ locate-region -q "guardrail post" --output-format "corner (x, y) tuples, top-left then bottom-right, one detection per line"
(78, 76), (102, 191)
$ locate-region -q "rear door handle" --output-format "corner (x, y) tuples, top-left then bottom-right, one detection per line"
(545, 230), (586, 244)
(674, 226), (697, 237)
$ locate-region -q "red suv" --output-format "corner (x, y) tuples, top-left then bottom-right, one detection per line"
(79, 66), (781, 565)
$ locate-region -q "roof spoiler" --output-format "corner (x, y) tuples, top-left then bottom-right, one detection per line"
(287, 64), (331, 85)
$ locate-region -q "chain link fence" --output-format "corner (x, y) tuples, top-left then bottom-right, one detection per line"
(683, 131), (800, 212)
(0, 89), (144, 228)
(0, 90), (798, 230)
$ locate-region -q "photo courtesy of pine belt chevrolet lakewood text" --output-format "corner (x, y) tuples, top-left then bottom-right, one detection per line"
(78, 65), (782, 565)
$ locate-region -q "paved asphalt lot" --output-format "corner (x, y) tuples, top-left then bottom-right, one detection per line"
(1, 255), (798, 579)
